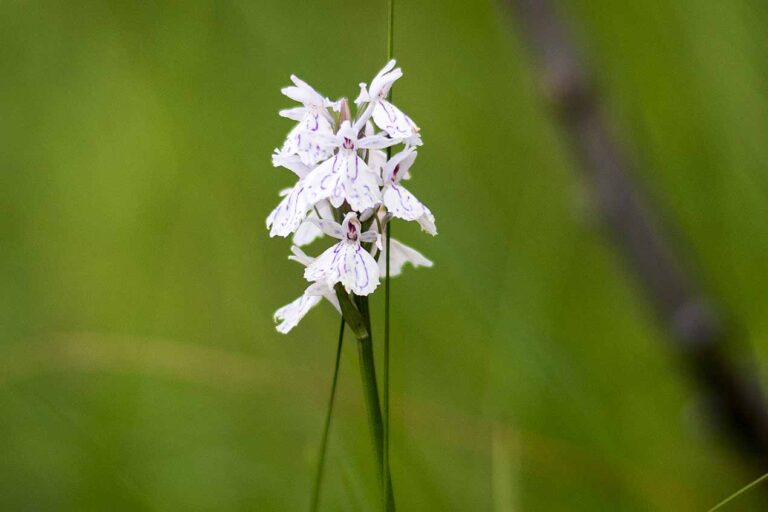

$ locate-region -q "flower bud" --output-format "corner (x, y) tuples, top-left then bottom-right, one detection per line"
(337, 98), (351, 125)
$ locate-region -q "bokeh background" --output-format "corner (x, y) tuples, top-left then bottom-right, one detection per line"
(3, 0), (768, 510)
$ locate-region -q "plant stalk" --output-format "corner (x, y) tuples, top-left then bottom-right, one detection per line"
(383, 219), (392, 510)
(353, 294), (395, 511)
(383, 0), (395, 509)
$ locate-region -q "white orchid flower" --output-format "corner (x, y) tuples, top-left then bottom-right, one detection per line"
(304, 212), (381, 295)
(381, 147), (436, 235)
(274, 247), (341, 333)
(302, 121), (396, 213)
(356, 60), (419, 139)
(377, 238), (433, 277)
(280, 75), (338, 166)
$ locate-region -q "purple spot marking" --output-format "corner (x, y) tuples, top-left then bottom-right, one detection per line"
(351, 155), (359, 181)
(381, 101), (397, 123)
(320, 156), (339, 190)
(355, 246), (370, 288)
(393, 185), (413, 213)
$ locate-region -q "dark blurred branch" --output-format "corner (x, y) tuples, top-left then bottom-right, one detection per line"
(507, 0), (768, 467)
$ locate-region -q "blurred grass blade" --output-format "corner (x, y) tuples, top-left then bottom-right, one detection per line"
(384, 1), (395, 509)
(708, 472), (768, 511)
(310, 319), (346, 512)
(491, 424), (518, 512)
(383, 219), (391, 512)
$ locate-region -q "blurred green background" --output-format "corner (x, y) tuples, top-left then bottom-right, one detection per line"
(3, 0), (768, 510)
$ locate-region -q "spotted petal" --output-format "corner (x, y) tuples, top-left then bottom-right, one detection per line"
(303, 152), (382, 212)
(304, 242), (380, 296)
(382, 183), (436, 235)
(378, 238), (433, 277)
(371, 99), (419, 139)
(266, 181), (313, 237)
(274, 291), (322, 334)
(281, 112), (334, 166)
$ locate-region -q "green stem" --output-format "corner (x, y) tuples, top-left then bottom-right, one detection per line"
(352, 294), (395, 511)
(708, 472), (768, 511)
(384, 0), (394, 509)
(387, 0), (394, 62)
(383, 220), (392, 511)
(309, 319), (346, 512)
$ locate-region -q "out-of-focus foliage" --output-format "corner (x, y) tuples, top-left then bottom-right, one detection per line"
(2, 0), (768, 510)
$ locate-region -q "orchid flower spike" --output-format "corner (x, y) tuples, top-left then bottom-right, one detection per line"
(356, 60), (419, 139)
(304, 212), (381, 295)
(267, 61), (436, 333)
(381, 147), (437, 235)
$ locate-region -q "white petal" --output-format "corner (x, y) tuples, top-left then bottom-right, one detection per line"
(300, 109), (334, 136)
(378, 238), (433, 277)
(303, 153), (381, 213)
(382, 184), (437, 235)
(301, 156), (340, 207)
(288, 245), (314, 266)
(371, 100), (419, 139)
(360, 229), (378, 244)
(266, 181), (313, 237)
(304, 242), (380, 296)
(341, 244), (380, 295)
(316, 199), (334, 220)
(273, 149), (312, 179)
(282, 75), (326, 107)
(358, 133), (398, 150)
(281, 113), (334, 166)
(279, 106), (307, 121)
(306, 281), (341, 313)
(354, 83), (371, 106)
(368, 60), (402, 100)
(324, 290), (341, 313)
(368, 149), (388, 179)
(308, 216), (345, 239)
(359, 207), (377, 223)
(338, 153), (382, 212)
(274, 291), (323, 334)
(304, 242), (344, 283)
(293, 217), (324, 246)
(383, 147), (417, 183)
(403, 133), (423, 148)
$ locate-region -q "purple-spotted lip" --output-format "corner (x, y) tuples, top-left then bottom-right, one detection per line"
(346, 222), (359, 242)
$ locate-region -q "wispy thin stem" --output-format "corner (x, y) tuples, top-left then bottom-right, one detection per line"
(387, 0), (394, 61)
(310, 318), (346, 512)
(383, 1), (395, 511)
(708, 472), (768, 512)
(383, 219), (391, 512)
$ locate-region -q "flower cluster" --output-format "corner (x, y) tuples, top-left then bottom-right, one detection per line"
(267, 60), (437, 333)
